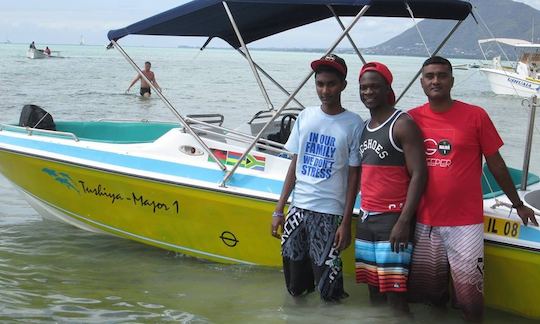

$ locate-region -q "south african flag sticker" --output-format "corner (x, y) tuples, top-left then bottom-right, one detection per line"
(208, 149), (266, 171)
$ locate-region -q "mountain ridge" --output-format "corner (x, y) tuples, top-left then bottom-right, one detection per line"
(363, 0), (540, 58)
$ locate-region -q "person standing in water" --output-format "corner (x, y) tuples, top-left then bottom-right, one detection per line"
(355, 62), (426, 315)
(407, 56), (537, 322)
(271, 54), (363, 301)
(126, 61), (161, 97)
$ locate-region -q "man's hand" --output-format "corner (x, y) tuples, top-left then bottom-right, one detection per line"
(334, 223), (351, 251)
(517, 205), (539, 226)
(389, 220), (411, 253)
(271, 214), (284, 239)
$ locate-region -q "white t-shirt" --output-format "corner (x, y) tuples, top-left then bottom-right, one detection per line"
(284, 106), (363, 216)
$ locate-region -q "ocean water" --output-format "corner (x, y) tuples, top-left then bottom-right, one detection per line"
(0, 43), (539, 323)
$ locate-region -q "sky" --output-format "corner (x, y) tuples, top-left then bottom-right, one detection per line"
(2, 0), (540, 48)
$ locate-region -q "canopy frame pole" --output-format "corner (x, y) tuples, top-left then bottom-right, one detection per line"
(236, 48), (306, 109)
(327, 5), (367, 65)
(111, 40), (227, 172)
(395, 19), (464, 105)
(220, 5), (371, 187)
(223, 1), (274, 111)
(521, 95), (537, 191)
(405, 2), (432, 56)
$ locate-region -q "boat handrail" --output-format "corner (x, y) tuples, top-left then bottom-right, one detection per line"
(190, 124), (289, 155)
(186, 114), (224, 126)
(97, 118), (180, 125)
(185, 117), (287, 151)
(0, 123), (80, 142)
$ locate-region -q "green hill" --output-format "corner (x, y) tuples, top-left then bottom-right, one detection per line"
(365, 0), (540, 58)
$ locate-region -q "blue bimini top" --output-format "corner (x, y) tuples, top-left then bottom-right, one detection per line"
(107, 0), (472, 48)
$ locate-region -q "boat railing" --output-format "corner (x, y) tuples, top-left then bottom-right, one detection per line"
(186, 114), (224, 127)
(247, 108), (302, 124)
(184, 117), (289, 155)
(96, 117), (289, 155)
(97, 118), (184, 126)
(0, 123), (80, 142)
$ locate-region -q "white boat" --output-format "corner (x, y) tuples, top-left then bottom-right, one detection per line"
(26, 48), (49, 59)
(2, 0), (540, 319)
(479, 38), (540, 96)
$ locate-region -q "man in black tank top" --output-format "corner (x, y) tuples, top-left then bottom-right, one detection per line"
(355, 62), (427, 316)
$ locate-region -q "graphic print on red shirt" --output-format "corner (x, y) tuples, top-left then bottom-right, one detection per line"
(360, 110), (410, 213)
(408, 101), (503, 226)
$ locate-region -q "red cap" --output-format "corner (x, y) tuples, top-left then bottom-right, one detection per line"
(311, 54), (347, 78)
(359, 62), (395, 105)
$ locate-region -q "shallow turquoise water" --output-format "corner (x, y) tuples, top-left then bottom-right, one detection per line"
(0, 43), (538, 323)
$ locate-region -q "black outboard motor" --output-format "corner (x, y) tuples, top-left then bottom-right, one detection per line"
(19, 104), (56, 131)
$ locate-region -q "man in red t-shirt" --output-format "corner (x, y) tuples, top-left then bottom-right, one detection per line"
(407, 56), (537, 322)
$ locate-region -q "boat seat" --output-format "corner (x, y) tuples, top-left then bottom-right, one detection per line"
(524, 190), (540, 210)
(54, 121), (178, 143)
(482, 164), (540, 199)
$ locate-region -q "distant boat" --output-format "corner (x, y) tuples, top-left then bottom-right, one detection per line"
(80, 35), (85, 46)
(479, 38), (540, 97)
(26, 48), (63, 59)
(26, 48), (49, 59)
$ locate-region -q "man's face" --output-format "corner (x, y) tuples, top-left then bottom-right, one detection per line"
(420, 63), (454, 101)
(144, 63), (151, 71)
(359, 71), (390, 110)
(315, 71), (346, 107)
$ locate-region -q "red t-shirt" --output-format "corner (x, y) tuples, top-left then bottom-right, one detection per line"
(408, 101), (504, 226)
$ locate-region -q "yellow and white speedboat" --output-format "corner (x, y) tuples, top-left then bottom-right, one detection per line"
(3, 0), (540, 320)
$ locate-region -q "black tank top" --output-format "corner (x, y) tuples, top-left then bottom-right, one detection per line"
(359, 109), (410, 213)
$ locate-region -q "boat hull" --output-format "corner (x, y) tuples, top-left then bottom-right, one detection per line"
(480, 68), (540, 97)
(482, 195), (540, 319)
(0, 148), (288, 265)
(26, 49), (48, 59)
(484, 241), (540, 319)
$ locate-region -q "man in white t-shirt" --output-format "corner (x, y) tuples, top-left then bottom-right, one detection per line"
(271, 54), (363, 301)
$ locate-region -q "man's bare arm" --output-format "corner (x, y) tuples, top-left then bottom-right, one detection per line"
(126, 75), (141, 92)
(334, 165), (360, 251)
(485, 152), (538, 226)
(390, 115), (427, 252)
(271, 155), (297, 238)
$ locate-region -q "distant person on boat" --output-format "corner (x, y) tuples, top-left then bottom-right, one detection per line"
(355, 62), (427, 316)
(29, 41), (36, 49)
(126, 61), (161, 97)
(271, 54), (363, 301)
(407, 56), (537, 322)
(44, 47), (51, 56)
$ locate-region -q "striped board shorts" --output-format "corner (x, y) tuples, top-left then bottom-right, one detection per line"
(355, 213), (413, 293)
(281, 206), (347, 301)
(408, 223), (484, 318)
